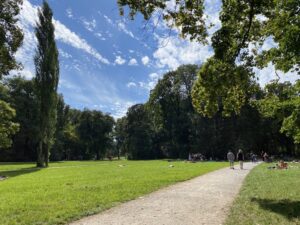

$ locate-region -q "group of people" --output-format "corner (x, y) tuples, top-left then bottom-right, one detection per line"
(188, 153), (205, 162)
(227, 149), (245, 169)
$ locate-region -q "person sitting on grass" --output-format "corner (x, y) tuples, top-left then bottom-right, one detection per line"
(227, 150), (235, 169)
(277, 160), (288, 169)
(237, 149), (244, 170)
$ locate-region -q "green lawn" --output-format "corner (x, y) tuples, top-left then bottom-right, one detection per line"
(0, 160), (227, 225)
(226, 162), (300, 225)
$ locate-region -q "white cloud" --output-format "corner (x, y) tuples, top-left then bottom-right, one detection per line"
(115, 56), (126, 65)
(147, 72), (162, 90)
(103, 15), (114, 26)
(255, 63), (299, 87)
(95, 32), (106, 40)
(18, 0), (109, 66)
(66, 8), (73, 18)
(153, 36), (213, 70)
(103, 14), (136, 39)
(117, 21), (135, 38)
(128, 58), (138, 66)
(111, 101), (136, 118)
(14, 1), (37, 77)
(261, 36), (278, 51)
(136, 73), (163, 91)
(10, 69), (35, 79)
(81, 18), (97, 32)
(59, 49), (72, 59)
(255, 14), (268, 22)
(149, 73), (160, 80)
(204, 0), (222, 35)
(147, 0), (218, 70)
(141, 56), (150, 65)
(53, 20), (109, 64)
(127, 82), (137, 88)
(21, 69), (35, 79)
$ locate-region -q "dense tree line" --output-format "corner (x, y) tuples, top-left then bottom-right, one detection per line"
(116, 65), (299, 160)
(0, 76), (115, 162)
(1, 65), (298, 162)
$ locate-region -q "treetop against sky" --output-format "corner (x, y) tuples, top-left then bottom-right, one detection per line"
(15, 0), (298, 118)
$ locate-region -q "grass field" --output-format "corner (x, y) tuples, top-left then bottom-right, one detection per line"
(0, 160), (227, 225)
(226, 162), (300, 225)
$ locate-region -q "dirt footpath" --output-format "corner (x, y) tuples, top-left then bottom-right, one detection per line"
(71, 162), (258, 225)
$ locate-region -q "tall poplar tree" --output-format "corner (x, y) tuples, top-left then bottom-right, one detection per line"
(34, 1), (59, 167)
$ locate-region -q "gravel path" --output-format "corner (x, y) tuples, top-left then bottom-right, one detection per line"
(71, 162), (258, 225)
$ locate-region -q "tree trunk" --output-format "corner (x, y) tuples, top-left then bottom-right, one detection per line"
(37, 141), (45, 167)
(96, 151), (100, 160)
(44, 142), (49, 167)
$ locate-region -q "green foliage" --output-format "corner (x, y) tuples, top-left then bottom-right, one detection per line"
(0, 0), (23, 78)
(77, 110), (114, 160)
(3, 77), (39, 161)
(114, 65), (292, 160)
(115, 117), (127, 158)
(118, 0), (207, 43)
(256, 0), (300, 74)
(0, 76), (116, 161)
(0, 161), (227, 225)
(34, 1), (59, 167)
(123, 104), (154, 159)
(118, 0), (300, 117)
(0, 100), (19, 149)
(192, 59), (254, 117)
(257, 81), (300, 144)
(51, 95), (70, 160)
(148, 65), (198, 158)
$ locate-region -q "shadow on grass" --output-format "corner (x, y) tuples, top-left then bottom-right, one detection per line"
(0, 167), (41, 179)
(251, 198), (300, 220)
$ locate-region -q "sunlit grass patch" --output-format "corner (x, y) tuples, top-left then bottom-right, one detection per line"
(226, 162), (300, 225)
(0, 160), (227, 225)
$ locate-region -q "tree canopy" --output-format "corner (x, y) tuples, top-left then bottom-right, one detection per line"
(118, 0), (299, 116)
(257, 81), (300, 144)
(115, 65), (298, 160)
(0, 0), (24, 78)
(78, 109), (115, 160)
(0, 100), (19, 149)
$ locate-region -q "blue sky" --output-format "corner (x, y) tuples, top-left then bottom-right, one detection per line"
(16, 0), (298, 118)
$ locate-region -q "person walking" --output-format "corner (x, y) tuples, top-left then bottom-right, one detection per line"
(237, 149), (244, 169)
(227, 150), (235, 169)
(261, 151), (265, 161)
(263, 152), (269, 162)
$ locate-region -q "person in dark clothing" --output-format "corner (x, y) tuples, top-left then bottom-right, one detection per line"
(261, 151), (265, 161)
(237, 149), (244, 169)
(227, 150), (235, 169)
(263, 152), (269, 162)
